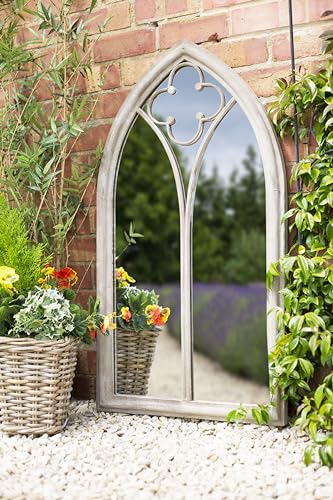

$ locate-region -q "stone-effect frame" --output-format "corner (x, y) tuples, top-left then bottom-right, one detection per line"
(96, 41), (288, 426)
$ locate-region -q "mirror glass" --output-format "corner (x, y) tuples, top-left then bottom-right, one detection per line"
(115, 116), (182, 399)
(115, 65), (269, 405)
(192, 102), (269, 404)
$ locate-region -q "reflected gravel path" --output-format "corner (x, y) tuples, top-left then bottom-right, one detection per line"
(0, 400), (332, 499)
(149, 331), (270, 403)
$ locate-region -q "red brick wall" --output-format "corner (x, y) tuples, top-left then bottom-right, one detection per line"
(74, 0), (331, 287)
(5, 0), (332, 398)
(75, 0), (333, 398)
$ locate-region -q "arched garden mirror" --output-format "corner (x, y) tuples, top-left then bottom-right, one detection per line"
(96, 41), (287, 425)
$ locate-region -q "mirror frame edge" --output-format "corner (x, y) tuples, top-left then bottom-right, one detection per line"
(96, 40), (288, 427)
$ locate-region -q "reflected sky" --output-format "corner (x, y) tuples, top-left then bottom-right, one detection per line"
(148, 65), (261, 181)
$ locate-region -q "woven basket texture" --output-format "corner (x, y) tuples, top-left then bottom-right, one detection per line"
(116, 329), (159, 395)
(0, 336), (79, 436)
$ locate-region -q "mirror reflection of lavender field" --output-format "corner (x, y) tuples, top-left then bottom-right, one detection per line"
(156, 282), (268, 386)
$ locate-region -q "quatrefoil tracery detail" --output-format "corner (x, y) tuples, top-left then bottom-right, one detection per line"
(146, 62), (226, 146)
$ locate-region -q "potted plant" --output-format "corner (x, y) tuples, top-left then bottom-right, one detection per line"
(102, 267), (170, 396)
(0, 197), (103, 436)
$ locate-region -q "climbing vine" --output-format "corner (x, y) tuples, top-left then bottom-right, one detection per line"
(267, 33), (333, 467)
(227, 32), (333, 467)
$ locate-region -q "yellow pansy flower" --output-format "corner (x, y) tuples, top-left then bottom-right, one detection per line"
(0, 266), (19, 285)
(115, 267), (136, 287)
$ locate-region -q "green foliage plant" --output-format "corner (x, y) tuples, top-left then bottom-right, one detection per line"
(0, 194), (46, 293)
(0, 263), (104, 344)
(265, 45), (333, 467)
(34, 264), (103, 343)
(227, 403), (270, 426)
(9, 286), (76, 340)
(116, 116), (183, 283)
(0, 293), (25, 336)
(0, 0), (106, 268)
(0, 194), (103, 342)
(7, 281), (103, 344)
(0, 194), (44, 335)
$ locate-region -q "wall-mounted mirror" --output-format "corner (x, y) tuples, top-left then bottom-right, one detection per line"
(97, 41), (287, 425)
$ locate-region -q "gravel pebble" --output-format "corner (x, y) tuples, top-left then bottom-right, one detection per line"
(0, 400), (332, 499)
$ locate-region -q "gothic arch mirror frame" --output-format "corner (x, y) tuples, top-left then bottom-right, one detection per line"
(96, 41), (288, 425)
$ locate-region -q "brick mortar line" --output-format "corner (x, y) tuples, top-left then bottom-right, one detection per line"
(136, 10), (201, 26)
(71, 150), (99, 157)
(85, 50), (329, 94)
(157, 0), (286, 20)
(71, 235), (96, 240)
(157, 0), (166, 19)
(155, 17), (161, 50)
(235, 53), (330, 74)
(221, 21), (333, 42)
(17, 15), (332, 47)
(86, 87), (129, 96)
(226, 7), (232, 35)
(72, 148), (101, 156)
(112, 22), (327, 65)
(202, 0), (277, 11)
(260, 95), (277, 104)
(305, 0), (310, 21)
(86, 17), (332, 46)
(129, 0), (136, 28)
(266, 32), (273, 63)
(212, 18), (333, 44)
(81, 117), (114, 127)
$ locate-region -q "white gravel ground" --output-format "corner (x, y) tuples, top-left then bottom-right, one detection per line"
(0, 400), (333, 500)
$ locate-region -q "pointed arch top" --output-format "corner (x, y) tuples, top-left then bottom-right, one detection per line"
(98, 41), (286, 203)
(96, 40), (287, 426)
(97, 39), (287, 294)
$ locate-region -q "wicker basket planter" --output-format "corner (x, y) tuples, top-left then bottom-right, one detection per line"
(116, 328), (160, 395)
(0, 336), (79, 436)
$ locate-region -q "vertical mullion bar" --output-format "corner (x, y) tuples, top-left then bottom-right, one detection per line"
(182, 214), (194, 400)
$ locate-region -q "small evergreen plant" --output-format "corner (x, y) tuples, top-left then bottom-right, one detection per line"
(0, 195), (46, 294)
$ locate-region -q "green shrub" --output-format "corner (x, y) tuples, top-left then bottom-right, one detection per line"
(0, 195), (46, 293)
